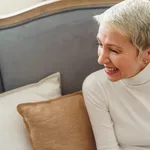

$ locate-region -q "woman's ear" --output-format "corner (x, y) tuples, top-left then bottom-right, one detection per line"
(142, 47), (150, 63)
(145, 48), (150, 62)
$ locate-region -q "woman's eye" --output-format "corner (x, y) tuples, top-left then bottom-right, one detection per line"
(97, 42), (103, 47)
(109, 48), (119, 54)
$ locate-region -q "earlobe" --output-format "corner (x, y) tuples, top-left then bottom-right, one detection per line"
(143, 60), (149, 65)
(146, 48), (150, 62)
(141, 48), (150, 65)
(142, 48), (150, 63)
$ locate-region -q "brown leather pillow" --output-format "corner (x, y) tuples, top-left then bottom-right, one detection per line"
(17, 91), (96, 150)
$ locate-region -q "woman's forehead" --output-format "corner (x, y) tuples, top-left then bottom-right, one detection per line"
(97, 25), (130, 46)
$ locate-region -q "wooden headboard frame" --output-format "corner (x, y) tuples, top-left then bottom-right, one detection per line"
(0, 0), (122, 28)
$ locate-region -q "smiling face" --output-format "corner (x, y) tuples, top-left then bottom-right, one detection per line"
(97, 24), (149, 82)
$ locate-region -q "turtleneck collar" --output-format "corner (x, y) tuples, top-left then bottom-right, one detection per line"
(121, 63), (150, 86)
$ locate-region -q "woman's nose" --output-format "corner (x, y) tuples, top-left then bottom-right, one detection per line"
(97, 47), (110, 65)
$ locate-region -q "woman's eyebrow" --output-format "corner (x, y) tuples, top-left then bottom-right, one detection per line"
(107, 44), (122, 49)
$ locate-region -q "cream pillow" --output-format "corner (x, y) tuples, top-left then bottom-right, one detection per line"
(17, 92), (96, 150)
(0, 72), (61, 150)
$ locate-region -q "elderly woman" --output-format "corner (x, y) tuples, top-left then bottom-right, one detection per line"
(82, 0), (150, 150)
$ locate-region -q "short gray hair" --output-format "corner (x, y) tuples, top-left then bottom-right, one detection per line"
(94, 0), (150, 53)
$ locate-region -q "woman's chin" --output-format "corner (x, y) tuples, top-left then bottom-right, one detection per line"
(107, 77), (121, 82)
(106, 73), (122, 82)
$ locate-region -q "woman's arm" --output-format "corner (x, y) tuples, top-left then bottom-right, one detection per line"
(82, 74), (120, 150)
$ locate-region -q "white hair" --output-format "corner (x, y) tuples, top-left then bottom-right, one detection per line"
(94, 0), (150, 53)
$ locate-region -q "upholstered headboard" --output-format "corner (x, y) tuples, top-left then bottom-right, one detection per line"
(0, 0), (121, 94)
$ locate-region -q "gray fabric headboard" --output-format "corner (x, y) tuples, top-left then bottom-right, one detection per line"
(0, 5), (112, 94)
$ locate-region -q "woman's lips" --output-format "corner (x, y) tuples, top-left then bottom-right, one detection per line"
(105, 67), (119, 75)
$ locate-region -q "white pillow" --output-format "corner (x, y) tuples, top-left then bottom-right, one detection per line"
(0, 72), (61, 150)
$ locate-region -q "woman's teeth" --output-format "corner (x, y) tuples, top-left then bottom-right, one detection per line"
(106, 68), (118, 71)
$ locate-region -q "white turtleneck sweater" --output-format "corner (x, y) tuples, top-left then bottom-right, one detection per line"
(82, 64), (150, 150)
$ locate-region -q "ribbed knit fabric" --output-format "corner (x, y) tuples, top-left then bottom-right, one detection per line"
(82, 64), (150, 150)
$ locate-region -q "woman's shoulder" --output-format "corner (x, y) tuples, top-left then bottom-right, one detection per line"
(83, 69), (107, 86)
(82, 69), (110, 106)
(82, 68), (109, 92)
